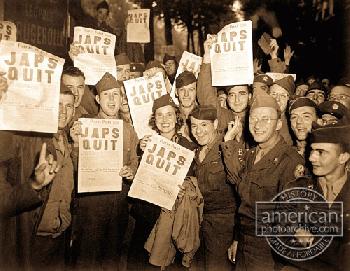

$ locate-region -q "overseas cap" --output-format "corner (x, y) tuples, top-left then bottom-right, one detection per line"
(273, 75), (295, 96)
(175, 71), (196, 89)
(95, 72), (122, 94)
(115, 53), (130, 66)
(289, 97), (317, 114)
(145, 60), (163, 71)
(254, 73), (273, 86)
(190, 105), (217, 121)
(251, 88), (280, 115)
(152, 94), (177, 113)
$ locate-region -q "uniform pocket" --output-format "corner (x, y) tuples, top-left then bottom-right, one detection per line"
(249, 180), (278, 202)
(207, 161), (226, 192)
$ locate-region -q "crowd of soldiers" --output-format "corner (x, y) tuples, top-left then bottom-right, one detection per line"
(1, 1), (350, 271)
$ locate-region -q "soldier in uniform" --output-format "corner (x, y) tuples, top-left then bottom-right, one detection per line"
(317, 100), (350, 126)
(289, 97), (317, 157)
(268, 75), (295, 146)
(252, 73), (273, 94)
(190, 105), (237, 271)
(222, 89), (304, 271)
(285, 118), (350, 271)
(329, 82), (350, 110)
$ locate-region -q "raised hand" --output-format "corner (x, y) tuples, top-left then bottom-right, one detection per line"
(140, 135), (152, 151)
(33, 143), (60, 190)
(224, 116), (242, 142)
(283, 44), (294, 65)
(203, 34), (218, 63)
(119, 166), (135, 180)
(269, 39), (279, 59)
(253, 58), (262, 74)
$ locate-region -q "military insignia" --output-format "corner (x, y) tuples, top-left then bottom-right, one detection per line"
(294, 164), (305, 178)
(332, 103), (339, 110)
(263, 76), (268, 82)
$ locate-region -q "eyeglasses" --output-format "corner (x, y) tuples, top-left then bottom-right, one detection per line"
(329, 94), (350, 101)
(249, 116), (277, 126)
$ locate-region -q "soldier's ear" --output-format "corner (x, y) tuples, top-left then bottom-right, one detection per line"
(339, 152), (350, 165)
(213, 119), (218, 130)
(275, 119), (282, 131)
(95, 95), (100, 104)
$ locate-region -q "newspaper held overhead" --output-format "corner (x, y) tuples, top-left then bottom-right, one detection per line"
(0, 40), (64, 133)
(210, 20), (254, 86)
(78, 118), (124, 193)
(73, 27), (117, 85)
(0, 21), (16, 41)
(127, 9), (150, 43)
(128, 134), (195, 210)
(170, 51), (202, 103)
(123, 72), (167, 139)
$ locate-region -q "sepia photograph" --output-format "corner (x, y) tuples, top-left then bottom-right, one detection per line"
(0, 0), (349, 270)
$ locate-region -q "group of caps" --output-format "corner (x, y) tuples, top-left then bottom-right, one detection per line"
(231, 73), (350, 145)
(86, 52), (350, 147)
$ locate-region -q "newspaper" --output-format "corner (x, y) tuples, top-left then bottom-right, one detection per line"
(0, 40), (64, 132)
(123, 72), (167, 139)
(128, 134), (195, 210)
(73, 27), (117, 85)
(210, 21), (254, 86)
(78, 118), (124, 193)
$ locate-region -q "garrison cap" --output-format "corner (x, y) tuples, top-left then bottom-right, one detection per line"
(273, 75), (295, 96)
(251, 88), (281, 115)
(190, 105), (217, 121)
(175, 71), (196, 89)
(152, 94), (177, 113)
(115, 53), (130, 66)
(254, 73), (273, 86)
(95, 72), (122, 94)
(289, 97), (317, 114)
(145, 60), (163, 71)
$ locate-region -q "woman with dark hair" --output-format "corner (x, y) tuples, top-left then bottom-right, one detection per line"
(128, 94), (197, 270)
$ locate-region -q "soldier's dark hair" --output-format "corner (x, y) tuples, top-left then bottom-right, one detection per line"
(339, 143), (350, 154)
(97, 1), (109, 12)
(61, 66), (85, 80)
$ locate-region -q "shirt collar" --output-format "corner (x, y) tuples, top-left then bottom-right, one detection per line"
(319, 172), (348, 200)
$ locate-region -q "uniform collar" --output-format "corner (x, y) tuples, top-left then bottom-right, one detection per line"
(318, 172), (348, 201)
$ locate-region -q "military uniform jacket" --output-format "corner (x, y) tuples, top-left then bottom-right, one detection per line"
(222, 136), (304, 231)
(194, 134), (237, 214)
(285, 174), (350, 271)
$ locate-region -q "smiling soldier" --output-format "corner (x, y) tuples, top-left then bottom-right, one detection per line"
(222, 89), (304, 271)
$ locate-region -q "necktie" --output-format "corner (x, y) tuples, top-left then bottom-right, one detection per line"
(57, 134), (65, 156)
(254, 148), (264, 164)
(198, 145), (208, 163)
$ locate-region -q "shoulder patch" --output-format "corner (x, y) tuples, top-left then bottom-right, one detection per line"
(294, 164), (305, 178)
